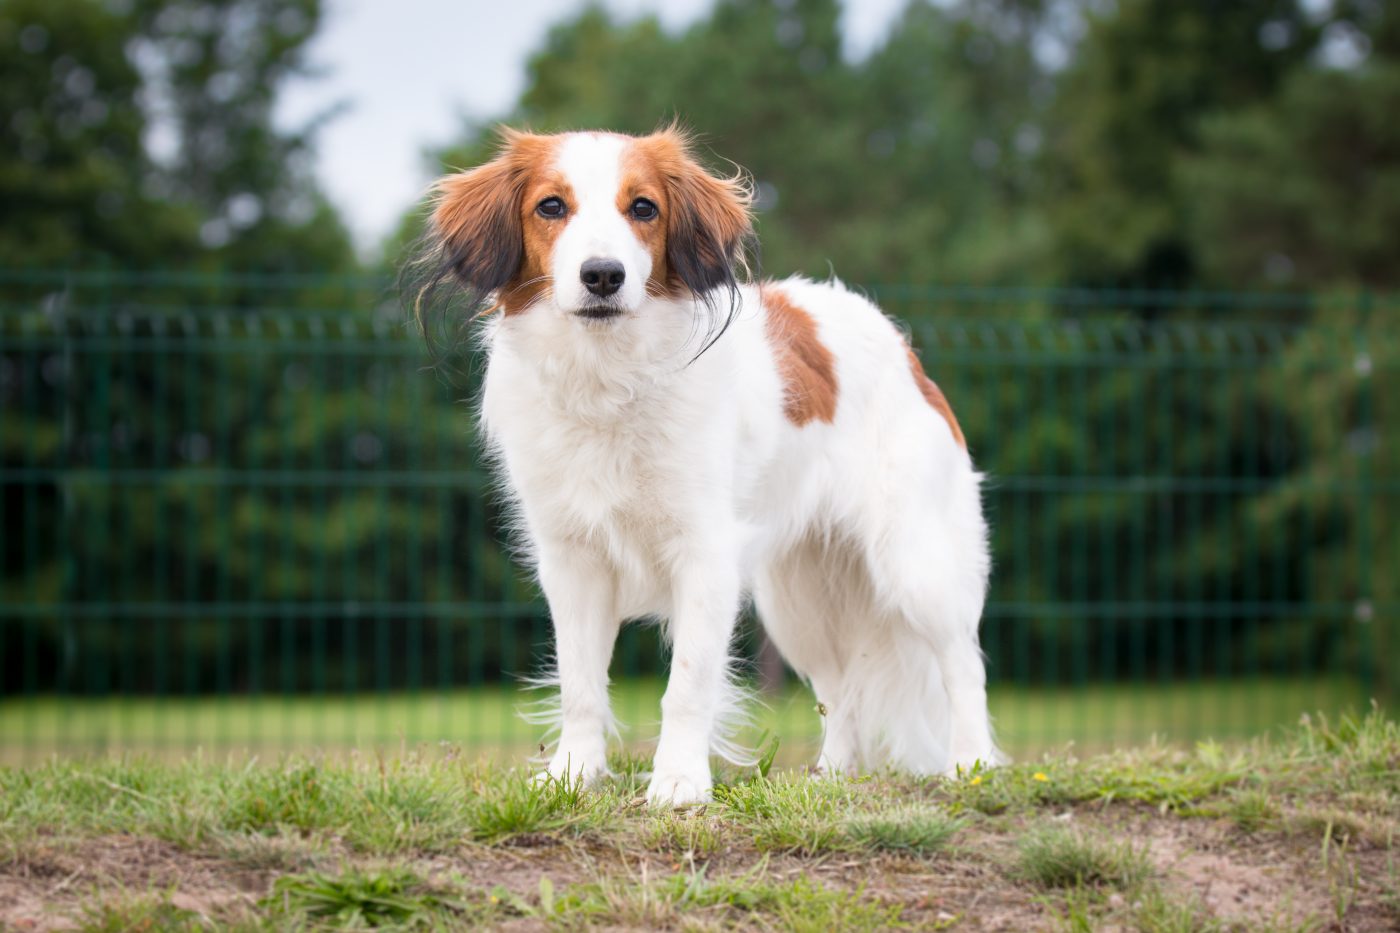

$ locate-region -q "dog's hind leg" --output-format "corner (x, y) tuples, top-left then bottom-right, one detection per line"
(753, 534), (872, 775)
(859, 468), (999, 774)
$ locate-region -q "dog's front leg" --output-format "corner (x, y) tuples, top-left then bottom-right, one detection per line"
(647, 558), (741, 807)
(537, 547), (619, 786)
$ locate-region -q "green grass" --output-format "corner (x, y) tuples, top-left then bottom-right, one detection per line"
(264, 867), (482, 929)
(0, 706), (1395, 930)
(0, 674), (1368, 764)
(1015, 826), (1152, 889)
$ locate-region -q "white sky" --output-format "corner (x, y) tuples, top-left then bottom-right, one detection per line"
(276, 0), (909, 256)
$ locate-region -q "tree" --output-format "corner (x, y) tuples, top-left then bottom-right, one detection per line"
(0, 0), (355, 272)
(0, 0), (195, 267)
(1183, 4), (1400, 289)
(1039, 0), (1323, 289)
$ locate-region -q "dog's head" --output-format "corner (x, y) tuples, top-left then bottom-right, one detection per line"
(409, 127), (753, 357)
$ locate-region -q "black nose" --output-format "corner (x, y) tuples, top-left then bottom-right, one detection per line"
(580, 258), (625, 297)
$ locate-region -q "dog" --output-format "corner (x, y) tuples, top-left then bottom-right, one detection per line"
(410, 126), (997, 806)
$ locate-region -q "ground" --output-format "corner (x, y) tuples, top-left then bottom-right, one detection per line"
(0, 707), (1396, 931)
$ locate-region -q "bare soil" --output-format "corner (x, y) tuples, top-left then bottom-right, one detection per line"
(2, 802), (1396, 930)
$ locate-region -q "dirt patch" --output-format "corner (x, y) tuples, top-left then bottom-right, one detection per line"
(1141, 815), (1332, 927)
(0, 835), (267, 931)
(1, 808), (1395, 931)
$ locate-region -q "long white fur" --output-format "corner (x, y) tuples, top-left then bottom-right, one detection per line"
(474, 133), (998, 806)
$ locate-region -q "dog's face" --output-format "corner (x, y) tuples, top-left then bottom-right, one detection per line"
(426, 128), (752, 324)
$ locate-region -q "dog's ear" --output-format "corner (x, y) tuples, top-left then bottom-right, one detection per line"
(430, 138), (531, 294)
(406, 130), (549, 367)
(647, 128), (754, 298)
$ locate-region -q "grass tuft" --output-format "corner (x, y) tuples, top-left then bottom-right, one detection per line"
(1015, 826), (1151, 891)
(1223, 787), (1280, 833)
(77, 895), (208, 933)
(465, 767), (610, 842)
(265, 867), (477, 929)
(534, 869), (908, 931)
(844, 806), (962, 855)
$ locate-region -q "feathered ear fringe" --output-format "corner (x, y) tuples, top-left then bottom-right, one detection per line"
(400, 127), (542, 377)
(640, 121), (761, 363)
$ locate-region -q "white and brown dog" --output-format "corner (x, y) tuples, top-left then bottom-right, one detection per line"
(411, 127), (997, 806)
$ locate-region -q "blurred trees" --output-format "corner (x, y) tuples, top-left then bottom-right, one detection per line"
(1, 0), (365, 694)
(419, 0), (1396, 294)
(0, 0), (354, 272)
(2, 0), (1396, 695)
(410, 0), (1396, 691)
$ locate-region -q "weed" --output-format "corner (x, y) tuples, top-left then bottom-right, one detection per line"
(1224, 788), (1280, 833)
(265, 866), (478, 928)
(640, 810), (726, 858)
(1016, 826), (1151, 891)
(78, 894), (207, 933)
(1130, 888), (1225, 933)
(465, 767), (608, 842)
(844, 806), (962, 855)
(225, 762), (343, 834)
(534, 867), (908, 931)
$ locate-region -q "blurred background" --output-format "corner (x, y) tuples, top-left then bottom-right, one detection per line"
(1, 0), (1395, 765)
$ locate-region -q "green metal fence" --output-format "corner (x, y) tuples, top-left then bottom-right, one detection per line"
(1, 270), (1394, 764)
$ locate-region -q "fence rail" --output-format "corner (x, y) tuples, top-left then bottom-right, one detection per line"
(1, 272), (1394, 763)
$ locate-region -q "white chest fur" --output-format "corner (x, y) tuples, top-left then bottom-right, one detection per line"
(479, 316), (743, 615)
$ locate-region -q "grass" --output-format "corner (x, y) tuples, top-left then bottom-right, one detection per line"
(0, 706), (1395, 929)
(1015, 826), (1151, 889)
(264, 867), (480, 928)
(0, 674), (1368, 765)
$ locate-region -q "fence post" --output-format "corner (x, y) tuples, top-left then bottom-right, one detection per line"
(1354, 291), (1377, 703)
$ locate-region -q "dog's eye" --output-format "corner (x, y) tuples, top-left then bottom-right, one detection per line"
(630, 198), (658, 221)
(536, 197), (566, 219)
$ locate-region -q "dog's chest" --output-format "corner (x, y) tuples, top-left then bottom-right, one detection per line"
(533, 419), (676, 533)
(485, 370), (696, 553)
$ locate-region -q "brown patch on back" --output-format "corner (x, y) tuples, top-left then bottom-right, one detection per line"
(905, 344), (966, 449)
(762, 285), (838, 426)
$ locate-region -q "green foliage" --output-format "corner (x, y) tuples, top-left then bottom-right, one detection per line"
(0, 0), (354, 272)
(3, 0), (1400, 713)
(0, 0), (193, 267)
(426, 0), (1049, 287)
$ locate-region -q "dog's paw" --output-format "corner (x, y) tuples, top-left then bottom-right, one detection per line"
(645, 768), (711, 808)
(537, 747), (609, 788)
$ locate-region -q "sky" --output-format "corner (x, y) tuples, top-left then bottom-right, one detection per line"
(275, 0), (910, 256)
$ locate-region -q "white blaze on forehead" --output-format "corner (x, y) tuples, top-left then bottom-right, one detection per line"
(549, 132), (653, 313)
(556, 133), (627, 212)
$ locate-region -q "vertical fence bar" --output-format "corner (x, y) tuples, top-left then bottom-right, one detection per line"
(1355, 292), (1376, 703)
(58, 299), (77, 753)
(215, 308), (232, 752)
(246, 313), (267, 750)
(21, 309), (40, 754)
(153, 312), (171, 750)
